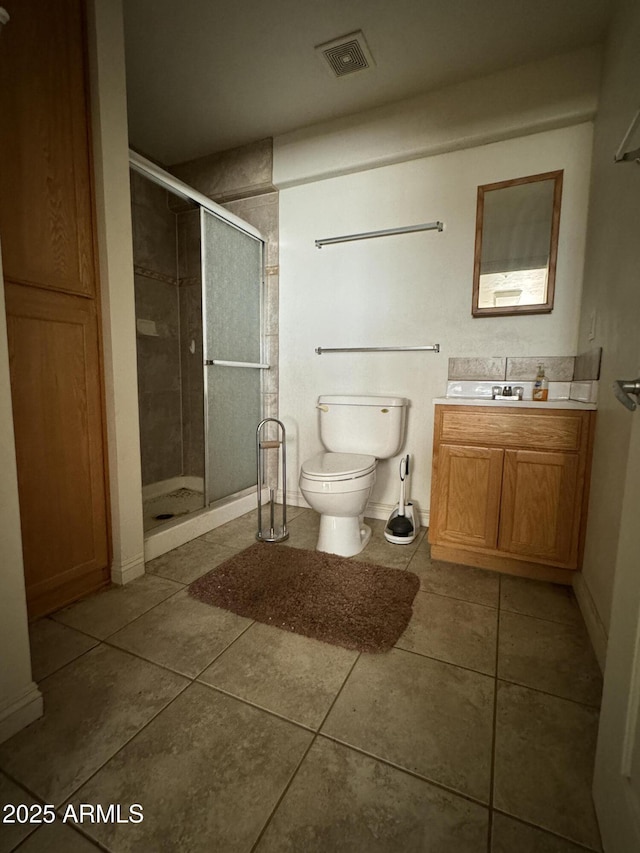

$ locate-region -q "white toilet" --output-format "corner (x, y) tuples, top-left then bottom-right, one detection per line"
(299, 395), (408, 557)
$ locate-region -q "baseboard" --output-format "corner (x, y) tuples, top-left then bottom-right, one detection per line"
(142, 476), (204, 501)
(111, 552), (146, 586)
(281, 490), (430, 529)
(572, 572), (608, 672)
(0, 682), (43, 745)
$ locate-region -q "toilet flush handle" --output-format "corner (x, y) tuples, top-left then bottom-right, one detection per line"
(316, 404), (329, 413)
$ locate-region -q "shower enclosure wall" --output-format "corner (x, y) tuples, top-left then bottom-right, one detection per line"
(130, 158), (265, 535)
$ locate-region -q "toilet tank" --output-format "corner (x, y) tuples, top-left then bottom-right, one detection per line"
(318, 395), (408, 458)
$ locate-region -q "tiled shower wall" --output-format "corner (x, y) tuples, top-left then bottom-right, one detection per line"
(131, 171), (204, 487)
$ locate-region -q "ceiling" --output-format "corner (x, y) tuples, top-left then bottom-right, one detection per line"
(122, 0), (614, 167)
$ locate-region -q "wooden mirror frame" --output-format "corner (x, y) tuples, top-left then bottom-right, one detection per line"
(472, 170), (563, 318)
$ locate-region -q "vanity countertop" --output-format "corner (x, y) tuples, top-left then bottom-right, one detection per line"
(433, 397), (597, 411)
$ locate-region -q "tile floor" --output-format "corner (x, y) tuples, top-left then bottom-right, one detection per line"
(0, 509), (603, 853)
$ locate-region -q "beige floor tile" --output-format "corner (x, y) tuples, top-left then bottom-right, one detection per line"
(200, 508), (262, 549)
(255, 737), (489, 852)
(66, 683), (313, 853)
(145, 538), (240, 584)
(408, 552), (500, 608)
(0, 645), (187, 806)
(0, 772), (39, 853)
(500, 576), (582, 625)
(498, 611), (602, 706)
(322, 648), (494, 802)
(109, 589), (252, 678)
(51, 574), (182, 639)
(15, 821), (103, 852)
(28, 618), (98, 682)
(280, 508), (320, 550)
(491, 812), (594, 852)
(396, 591), (498, 675)
(199, 622), (358, 728)
(351, 519), (424, 569)
(493, 681), (601, 850)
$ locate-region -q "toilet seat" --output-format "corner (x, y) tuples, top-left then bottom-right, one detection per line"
(300, 451), (376, 481)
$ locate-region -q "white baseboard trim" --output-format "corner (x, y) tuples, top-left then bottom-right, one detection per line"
(572, 572), (608, 672)
(282, 490), (430, 529)
(111, 552), (146, 586)
(0, 682), (43, 745)
(144, 488), (268, 561)
(142, 476), (204, 501)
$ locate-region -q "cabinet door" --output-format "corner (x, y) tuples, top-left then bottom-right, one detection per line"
(431, 444), (504, 549)
(0, 0), (110, 617)
(499, 449), (579, 565)
(5, 284), (110, 617)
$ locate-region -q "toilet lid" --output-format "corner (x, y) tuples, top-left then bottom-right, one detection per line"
(301, 452), (376, 480)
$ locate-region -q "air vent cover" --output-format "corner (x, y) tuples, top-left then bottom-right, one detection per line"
(315, 31), (375, 78)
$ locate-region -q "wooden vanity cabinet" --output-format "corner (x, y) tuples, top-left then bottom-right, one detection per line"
(429, 405), (596, 583)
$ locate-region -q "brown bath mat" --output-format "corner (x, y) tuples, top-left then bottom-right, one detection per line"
(188, 542), (420, 653)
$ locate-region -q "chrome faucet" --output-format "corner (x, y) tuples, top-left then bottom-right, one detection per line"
(492, 385), (524, 400)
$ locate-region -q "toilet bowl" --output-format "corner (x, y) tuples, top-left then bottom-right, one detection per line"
(299, 452), (377, 556)
(299, 395), (408, 557)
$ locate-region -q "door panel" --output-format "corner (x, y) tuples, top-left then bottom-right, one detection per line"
(201, 210), (264, 504)
(593, 387), (640, 850)
(432, 444), (504, 548)
(499, 449), (578, 565)
(0, 0), (110, 617)
(0, 0), (95, 297)
(5, 285), (109, 617)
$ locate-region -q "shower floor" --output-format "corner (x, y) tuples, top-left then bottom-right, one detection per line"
(143, 487), (205, 532)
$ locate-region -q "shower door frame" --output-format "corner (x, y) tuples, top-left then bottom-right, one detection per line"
(128, 151), (267, 512)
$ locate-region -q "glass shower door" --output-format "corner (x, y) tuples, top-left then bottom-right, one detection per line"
(202, 210), (265, 505)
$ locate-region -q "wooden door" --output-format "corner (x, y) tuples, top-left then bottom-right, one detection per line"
(499, 449), (579, 566)
(592, 385), (640, 851)
(431, 444), (504, 549)
(0, 0), (110, 617)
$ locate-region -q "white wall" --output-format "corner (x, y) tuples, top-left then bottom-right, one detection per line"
(574, 0), (640, 650)
(277, 124), (593, 519)
(274, 46), (600, 188)
(0, 245), (42, 743)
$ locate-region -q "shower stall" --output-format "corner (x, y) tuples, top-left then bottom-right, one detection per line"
(129, 153), (266, 536)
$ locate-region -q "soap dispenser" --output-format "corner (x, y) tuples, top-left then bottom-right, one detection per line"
(533, 364), (549, 401)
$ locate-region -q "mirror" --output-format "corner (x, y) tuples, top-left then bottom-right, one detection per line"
(472, 170), (563, 317)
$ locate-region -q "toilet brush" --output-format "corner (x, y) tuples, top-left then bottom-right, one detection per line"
(386, 455), (414, 537)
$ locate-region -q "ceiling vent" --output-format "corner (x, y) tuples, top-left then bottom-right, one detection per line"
(315, 31), (375, 78)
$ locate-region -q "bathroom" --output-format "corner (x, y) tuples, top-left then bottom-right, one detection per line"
(1, 0), (639, 850)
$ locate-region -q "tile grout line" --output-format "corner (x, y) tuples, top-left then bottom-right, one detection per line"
(494, 676), (602, 711)
(412, 586), (499, 611)
(52, 675), (192, 809)
(248, 651), (363, 852)
(317, 731), (492, 811)
(51, 581), (186, 644)
(492, 808), (601, 853)
(488, 572), (502, 853)
(392, 643), (497, 679)
(500, 604), (583, 629)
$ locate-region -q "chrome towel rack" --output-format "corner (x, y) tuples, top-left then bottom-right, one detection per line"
(315, 221), (444, 248)
(315, 345), (440, 355)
